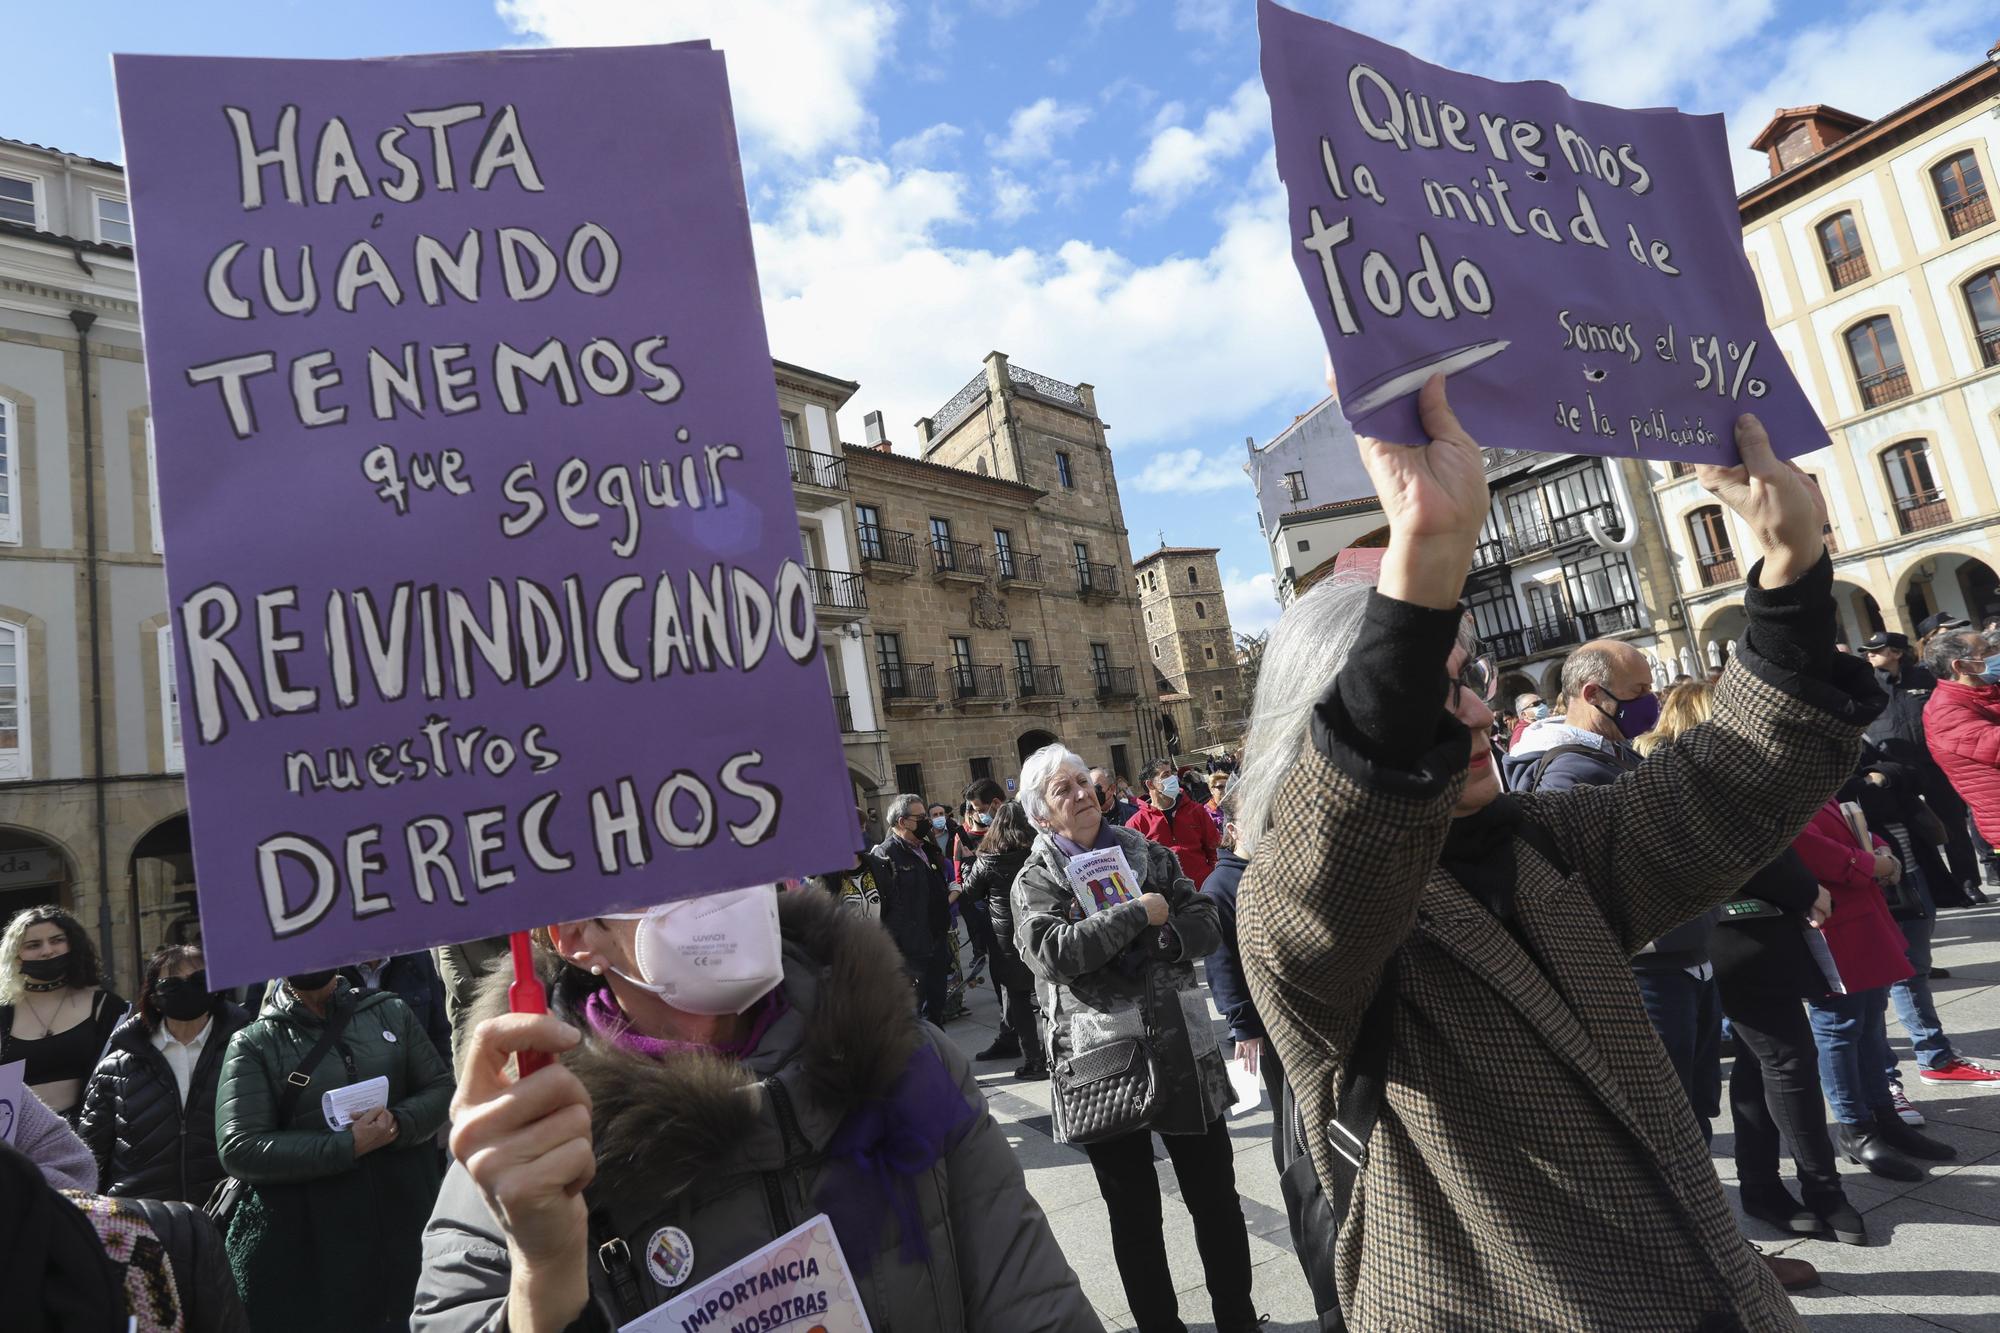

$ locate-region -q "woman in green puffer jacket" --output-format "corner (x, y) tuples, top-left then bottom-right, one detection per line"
(214, 969), (455, 1332)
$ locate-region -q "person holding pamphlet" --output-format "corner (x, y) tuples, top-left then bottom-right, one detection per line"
(415, 883), (1099, 1332)
(214, 970), (454, 1333)
(1012, 744), (1260, 1333)
(1234, 363), (1880, 1329)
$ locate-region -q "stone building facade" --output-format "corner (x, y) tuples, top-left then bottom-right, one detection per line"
(0, 137), (188, 994)
(845, 352), (1166, 810)
(1658, 54), (2000, 661)
(1134, 546), (1247, 756)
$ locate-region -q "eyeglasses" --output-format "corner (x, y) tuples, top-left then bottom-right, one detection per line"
(1450, 653), (1498, 708)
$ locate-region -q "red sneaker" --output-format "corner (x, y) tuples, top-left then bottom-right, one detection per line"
(1918, 1058), (2000, 1086)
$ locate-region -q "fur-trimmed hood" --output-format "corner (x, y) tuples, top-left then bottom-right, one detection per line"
(464, 887), (922, 1208)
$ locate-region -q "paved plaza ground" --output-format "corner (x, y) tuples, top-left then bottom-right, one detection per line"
(943, 902), (2000, 1332)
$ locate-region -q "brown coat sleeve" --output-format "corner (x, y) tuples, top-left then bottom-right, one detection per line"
(1518, 660), (1873, 956)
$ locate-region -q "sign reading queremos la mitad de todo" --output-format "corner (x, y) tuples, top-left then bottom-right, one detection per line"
(114, 46), (854, 986)
(1258, 0), (1828, 464)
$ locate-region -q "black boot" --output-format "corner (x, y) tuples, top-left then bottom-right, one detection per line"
(1802, 1186), (1868, 1246)
(1872, 1116), (1957, 1162)
(1838, 1122), (1923, 1181)
(1739, 1180), (1817, 1234)
(1012, 1057), (1049, 1080)
(974, 1033), (1021, 1061)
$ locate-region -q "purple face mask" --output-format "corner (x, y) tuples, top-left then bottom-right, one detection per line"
(1605, 689), (1661, 740)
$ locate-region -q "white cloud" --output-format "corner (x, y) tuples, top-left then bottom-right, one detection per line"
(748, 153), (1323, 459)
(1173, 0), (1234, 39)
(1222, 569), (1281, 637)
(1129, 79), (1268, 215)
(1086, 0), (1135, 32)
(1129, 448), (1245, 494)
(988, 97), (1092, 163)
(891, 122), (964, 168)
(495, 0), (897, 161)
(989, 170), (1038, 222)
(1716, 3), (1989, 188)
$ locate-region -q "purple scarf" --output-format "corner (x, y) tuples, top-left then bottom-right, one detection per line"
(817, 1043), (978, 1274)
(581, 986), (787, 1060)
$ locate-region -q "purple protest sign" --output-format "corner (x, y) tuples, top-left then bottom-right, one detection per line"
(1258, 1), (1827, 463)
(114, 47), (855, 986)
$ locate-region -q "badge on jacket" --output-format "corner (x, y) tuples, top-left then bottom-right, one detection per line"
(646, 1226), (695, 1289)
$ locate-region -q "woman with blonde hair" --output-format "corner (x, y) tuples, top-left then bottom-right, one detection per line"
(1646, 681), (1867, 1243)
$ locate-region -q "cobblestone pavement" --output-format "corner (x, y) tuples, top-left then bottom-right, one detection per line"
(941, 903), (2000, 1332)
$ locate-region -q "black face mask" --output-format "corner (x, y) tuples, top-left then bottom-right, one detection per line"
(286, 969), (339, 992)
(21, 956), (71, 983)
(154, 973), (215, 1022)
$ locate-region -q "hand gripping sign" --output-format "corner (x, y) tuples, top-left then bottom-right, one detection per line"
(115, 46), (854, 987)
(1258, 0), (1828, 464)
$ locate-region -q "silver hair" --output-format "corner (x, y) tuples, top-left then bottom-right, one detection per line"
(1559, 642), (1624, 700)
(1923, 628), (1998, 680)
(1233, 581), (1375, 860)
(1234, 579), (1478, 859)
(885, 793), (925, 826)
(1513, 691), (1543, 713)
(1020, 743), (1090, 827)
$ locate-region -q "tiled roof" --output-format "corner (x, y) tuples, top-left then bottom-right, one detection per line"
(0, 136), (123, 173)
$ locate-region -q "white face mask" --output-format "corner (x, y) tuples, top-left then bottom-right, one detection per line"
(602, 885), (785, 1016)
(1158, 776), (1181, 801)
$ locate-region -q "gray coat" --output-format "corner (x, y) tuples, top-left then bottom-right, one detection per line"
(1013, 821), (1230, 1141)
(414, 888), (1099, 1333)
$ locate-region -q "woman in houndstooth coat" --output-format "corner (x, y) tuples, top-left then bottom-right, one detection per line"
(1234, 379), (1884, 1333)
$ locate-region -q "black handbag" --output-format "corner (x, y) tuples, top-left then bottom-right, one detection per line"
(1054, 1035), (1158, 1144)
(205, 1000), (357, 1230)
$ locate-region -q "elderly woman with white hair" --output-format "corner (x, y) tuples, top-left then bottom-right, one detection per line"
(1235, 377), (1885, 1331)
(1012, 743), (1259, 1333)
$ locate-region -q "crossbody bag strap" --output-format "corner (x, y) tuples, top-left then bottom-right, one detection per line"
(1322, 958), (1398, 1228)
(275, 1003), (359, 1123)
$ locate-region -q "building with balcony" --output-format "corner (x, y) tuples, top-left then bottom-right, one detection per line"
(773, 361), (895, 819)
(1243, 394), (1383, 604)
(847, 352), (1166, 807)
(1462, 449), (1693, 697)
(1658, 50), (2000, 663)
(1243, 396), (1693, 697)
(0, 137), (186, 994)
(1135, 546), (1248, 756)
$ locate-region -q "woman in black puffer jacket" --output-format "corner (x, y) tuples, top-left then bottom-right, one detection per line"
(966, 801), (1047, 1078)
(77, 944), (250, 1202)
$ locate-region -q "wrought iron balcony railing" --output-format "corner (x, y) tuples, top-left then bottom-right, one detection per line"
(786, 445), (846, 490)
(879, 661), (936, 702)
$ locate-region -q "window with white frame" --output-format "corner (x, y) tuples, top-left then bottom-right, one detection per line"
(0, 620), (27, 780)
(95, 195), (132, 246)
(158, 625), (182, 773)
(145, 418), (162, 553)
(0, 174), (39, 228)
(0, 396), (18, 545)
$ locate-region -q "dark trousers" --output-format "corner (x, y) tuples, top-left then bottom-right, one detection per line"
(1633, 965), (1723, 1140)
(1082, 1116), (1258, 1333)
(1257, 1039), (1288, 1177)
(998, 965), (1042, 1066)
(1720, 983), (1842, 1201)
(911, 950), (950, 1027)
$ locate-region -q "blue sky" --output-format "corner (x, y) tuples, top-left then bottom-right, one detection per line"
(6, 0), (1993, 633)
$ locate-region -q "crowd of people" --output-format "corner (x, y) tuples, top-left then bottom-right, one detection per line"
(6, 384), (2000, 1332)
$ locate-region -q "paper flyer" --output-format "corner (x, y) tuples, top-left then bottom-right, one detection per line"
(620, 1213), (872, 1333)
(0, 1059), (24, 1145)
(322, 1075), (390, 1130)
(1065, 847), (1141, 916)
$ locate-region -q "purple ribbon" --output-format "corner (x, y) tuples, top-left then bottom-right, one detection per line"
(817, 1043), (978, 1274)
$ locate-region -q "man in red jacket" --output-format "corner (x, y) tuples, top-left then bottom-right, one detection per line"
(1926, 627), (2000, 848)
(1127, 756), (1221, 887)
